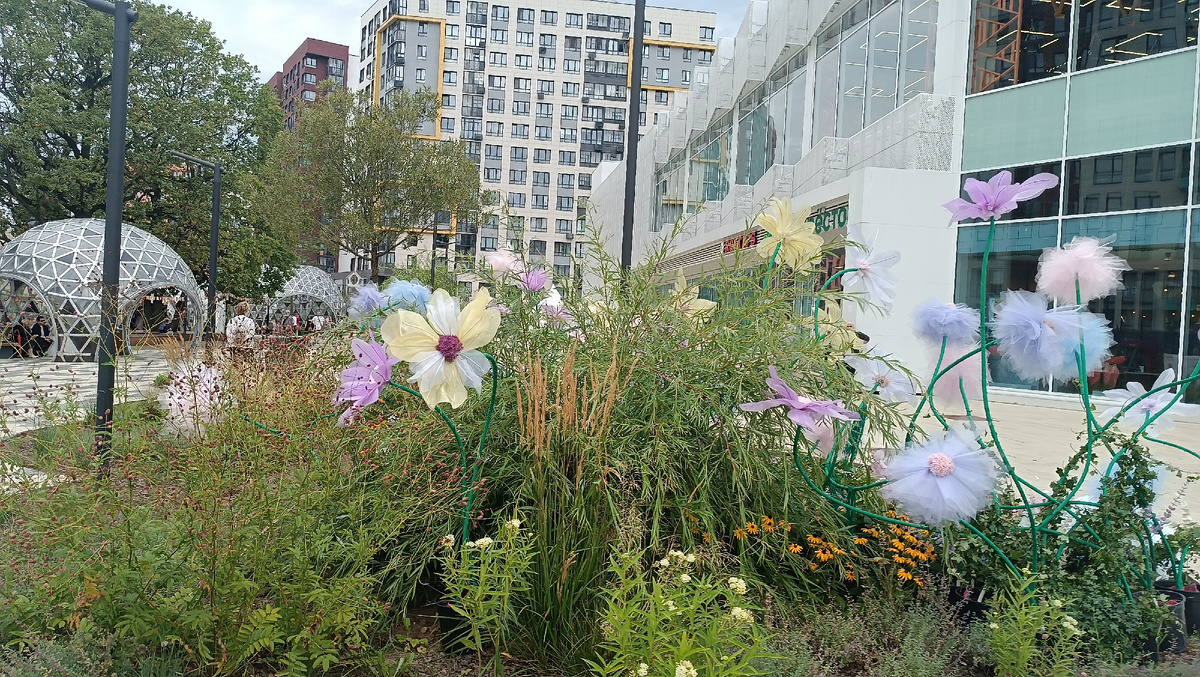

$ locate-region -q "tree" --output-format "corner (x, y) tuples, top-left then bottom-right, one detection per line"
(255, 83), (481, 284)
(0, 0), (297, 298)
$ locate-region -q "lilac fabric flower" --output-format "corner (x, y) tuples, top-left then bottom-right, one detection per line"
(334, 338), (400, 426)
(349, 284), (388, 319)
(913, 300), (981, 346)
(382, 279), (432, 313)
(1036, 236), (1130, 304)
(942, 171), (1059, 224)
(1100, 368), (1200, 434)
(740, 366), (860, 432)
(516, 268), (550, 292)
(991, 290), (1112, 381)
(882, 430), (998, 525)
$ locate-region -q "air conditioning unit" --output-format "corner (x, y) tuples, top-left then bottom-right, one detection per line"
(587, 51), (596, 59)
(594, 121), (603, 129)
(539, 46), (548, 54)
(537, 92), (545, 100)
(565, 231), (573, 240)
(581, 96), (590, 103)
(617, 121), (625, 130)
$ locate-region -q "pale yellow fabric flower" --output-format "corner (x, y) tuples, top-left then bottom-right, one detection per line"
(381, 288), (501, 409)
(815, 302), (865, 354)
(754, 198), (823, 269)
(674, 271), (716, 318)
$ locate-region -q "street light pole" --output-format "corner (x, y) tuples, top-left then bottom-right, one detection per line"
(620, 0), (647, 272)
(79, 0), (138, 469)
(169, 151), (222, 343)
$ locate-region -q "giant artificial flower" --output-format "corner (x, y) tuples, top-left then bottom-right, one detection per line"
(484, 248), (524, 278)
(882, 431), (998, 525)
(740, 365), (860, 432)
(814, 302), (865, 354)
(539, 287), (575, 325)
(1036, 236), (1130, 305)
(1100, 369), (1200, 434)
(159, 363), (224, 437)
(754, 198), (823, 269)
(991, 290), (1112, 381)
(334, 337), (400, 426)
(913, 300), (980, 346)
(381, 279), (432, 314)
(942, 170), (1059, 224)
(843, 355), (916, 404)
(842, 226), (900, 313)
(348, 284), (388, 319)
(516, 268), (550, 292)
(381, 288), (501, 409)
(673, 270), (716, 319)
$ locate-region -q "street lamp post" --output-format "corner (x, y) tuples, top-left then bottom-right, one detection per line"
(620, 0), (647, 272)
(168, 150), (222, 343)
(77, 0), (138, 469)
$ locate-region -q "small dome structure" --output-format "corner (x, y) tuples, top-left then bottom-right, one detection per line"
(0, 218), (204, 361)
(262, 265), (345, 329)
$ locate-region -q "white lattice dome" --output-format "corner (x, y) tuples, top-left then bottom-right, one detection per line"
(268, 265), (345, 317)
(0, 218), (204, 361)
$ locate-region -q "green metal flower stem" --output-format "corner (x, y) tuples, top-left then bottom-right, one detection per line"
(812, 268), (857, 341)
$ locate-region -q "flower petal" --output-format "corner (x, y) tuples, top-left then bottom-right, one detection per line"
(382, 309), (440, 361)
(425, 289), (462, 336)
(458, 288), (502, 350)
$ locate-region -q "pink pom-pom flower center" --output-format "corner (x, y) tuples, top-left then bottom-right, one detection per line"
(436, 334), (464, 362)
(927, 452), (956, 477)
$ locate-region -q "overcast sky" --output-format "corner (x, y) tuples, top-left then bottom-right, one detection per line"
(160, 0), (750, 80)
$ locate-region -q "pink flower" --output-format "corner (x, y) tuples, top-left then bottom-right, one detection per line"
(540, 302), (574, 325)
(484, 249), (524, 277)
(334, 338), (400, 426)
(740, 366), (860, 432)
(516, 268), (550, 292)
(1036, 236), (1130, 304)
(942, 171), (1059, 224)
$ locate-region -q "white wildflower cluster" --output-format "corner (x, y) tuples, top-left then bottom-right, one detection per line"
(1061, 614), (1082, 636)
(440, 534), (455, 548)
(730, 606), (755, 624)
(674, 660), (698, 677)
(627, 663), (649, 677)
(665, 599), (679, 614)
(504, 518), (522, 531)
(728, 577), (748, 595)
(680, 573), (692, 583)
(466, 536), (494, 549)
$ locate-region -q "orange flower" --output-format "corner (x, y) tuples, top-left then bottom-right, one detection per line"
(897, 568), (913, 581)
(853, 537), (868, 546)
(845, 571), (856, 582)
(733, 529), (745, 540)
(831, 547), (847, 556)
(702, 533), (710, 543)
(788, 543), (803, 554)
(785, 524), (792, 532)
(761, 516), (775, 533)
(745, 522), (759, 535)
(914, 576), (925, 587)
(806, 534), (823, 545)
(816, 550), (834, 562)
(810, 563), (818, 571)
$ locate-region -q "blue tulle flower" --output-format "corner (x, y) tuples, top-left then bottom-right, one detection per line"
(348, 284), (388, 319)
(913, 300), (980, 346)
(882, 430), (998, 525)
(991, 290), (1112, 381)
(382, 279), (432, 313)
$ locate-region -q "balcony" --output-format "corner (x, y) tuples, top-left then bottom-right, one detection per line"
(465, 60), (485, 71)
(461, 107), (484, 118)
(462, 83), (486, 94)
(465, 12), (488, 24)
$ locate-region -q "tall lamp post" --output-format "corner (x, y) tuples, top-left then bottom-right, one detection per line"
(430, 228), (451, 288)
(78, 0), (138, 468)
(168, 150), (222, 342)
(620, 0), (647, 272)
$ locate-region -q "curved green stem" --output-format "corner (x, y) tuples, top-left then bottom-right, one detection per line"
(812, 268), (857, 341)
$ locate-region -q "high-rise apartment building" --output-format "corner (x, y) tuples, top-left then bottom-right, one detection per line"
(269, 38), (351, 130)
(352, 0), (716, 290)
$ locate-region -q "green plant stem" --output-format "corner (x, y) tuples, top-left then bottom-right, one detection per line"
(812, 268), (856, 341)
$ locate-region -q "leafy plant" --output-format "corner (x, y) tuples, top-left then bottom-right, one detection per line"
(987, 572), (1082, 677)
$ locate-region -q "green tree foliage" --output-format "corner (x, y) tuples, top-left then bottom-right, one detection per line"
(254, 84), (481, 284)
(0, 0), (297, 298)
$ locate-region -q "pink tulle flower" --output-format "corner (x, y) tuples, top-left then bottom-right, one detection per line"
(931, 343), (983, 406)
(516, 268), (550, 292)
(1036, 236), (1130, 304)
(882, 430), (998, 525)
(740, 366), (860, 432)
(942, 171), (1059, 224)
(334, 338), (400, 426)
(485, 249), (524, 277)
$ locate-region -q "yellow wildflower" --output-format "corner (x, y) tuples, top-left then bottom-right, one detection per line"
(754, 198), (823, 269)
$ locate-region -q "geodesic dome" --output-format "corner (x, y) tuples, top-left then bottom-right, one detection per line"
(0, 218), (205, 361)
(265, 265), (345, 324)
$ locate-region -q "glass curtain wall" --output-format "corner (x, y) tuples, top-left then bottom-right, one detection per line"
(653, 152), (686, 232)
(735, 50), (807, 185)
(688, 112), (733, 208)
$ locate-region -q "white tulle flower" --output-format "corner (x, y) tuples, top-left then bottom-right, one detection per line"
(842, 355), (916, 404)
(1099, 369), (1200, 434)
(882, 431), (998, 525)
(842, 226), (901, 313)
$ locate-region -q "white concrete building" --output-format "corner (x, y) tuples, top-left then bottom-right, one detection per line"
(349, 0), (717, 294)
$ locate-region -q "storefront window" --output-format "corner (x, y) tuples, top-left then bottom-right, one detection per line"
(969, 0), (1071, 93)
(961, 162), (1063, 221)
(1066, 145), (1192, 215)
(1076, 0), (1198, 71)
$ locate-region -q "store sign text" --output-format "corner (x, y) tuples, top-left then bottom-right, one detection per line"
(723, 231), (759, 253)
(813, 203), (849, 234)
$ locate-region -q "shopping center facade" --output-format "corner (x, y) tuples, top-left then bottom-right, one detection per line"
(593, 0), (1200, 401)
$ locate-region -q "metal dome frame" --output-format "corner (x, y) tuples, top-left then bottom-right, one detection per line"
(0, 218), (205, 362)
(266, 265), (346, 323)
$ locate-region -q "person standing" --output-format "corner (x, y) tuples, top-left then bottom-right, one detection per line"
(11, 317), (32, 357)
(225, 302), (256, 352)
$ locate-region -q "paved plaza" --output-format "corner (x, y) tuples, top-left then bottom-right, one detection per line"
(0, 349), (168, 437)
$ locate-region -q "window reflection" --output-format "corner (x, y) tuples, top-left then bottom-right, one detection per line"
(867, 2), (902, 124)
(653, 152), (685, 232)
(970, 0), (1071, 93)
(1188, 209), (1200, 402)
(688, 113), (732, 207)
(814, 48), (840, 143)
(1076, 0), (1199, 70)
(1066, 145), (1192, 215)
(838, 24), (869, 137)
(901, 0), (938, 99)
(962, 162), (1063, 220)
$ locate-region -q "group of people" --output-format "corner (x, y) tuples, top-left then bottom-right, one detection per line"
(2, 314), (52, 357)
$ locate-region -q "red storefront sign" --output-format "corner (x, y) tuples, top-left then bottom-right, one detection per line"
(723, 231), (758, 253)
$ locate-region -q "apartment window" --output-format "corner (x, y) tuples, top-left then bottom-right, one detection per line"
(486, 121), (503, 136)
(529, 239), (546, 255)
(416, 68), (427, 83)
(480, 236), (498, 251)
(563, 59), (580, 74)
(700, 26), (715, 41)
(463, 119), (483, 134)
(441, 117), (456, 131)
(514, 77), (531, 92)
(417, 44), (428, 60)
(491, 29), (508, 43)
(658, 46), (670, 59)
(555, 219), (572, 233)
(531, 217), (547, 232)
(562, 82), (579, 96)
(488, 74), (506, 88)
(554, 241), (570, 256)
(485, 144), (503, 159)
(574, 242), (586, 257)
(418, 22), (429, 36)
(681, 70), (690, 84)
(557, 173), (575, 188)
(491, 5), (508, 20)
(444, 47), (459, 61)
(303, 56), (317, 68)
(641, 66), (649, 80)
(537, 102), (553, 117)
(445, 24), (459, 38)
(557, 196), (574, 211)
(443, 71), (458, 85)
(467, 24), (486, 39)
(489, 51), (507, 65)
(554, 264), (571, 277)
(515, 54), (532, 69)
(358, 68), (365, 83)
(656, 68), (669, 83)
(559, 151), (576, 166)
(659, 22), (672, 37)
(560, 128), (576, 142)
(697, 51), (712, 64)
(516, 31), (534, 46)
(654, 91), (669, 104)
(301, 90), (316, 101)
(300, 72), (316, 85)
(508, 238), (524, 251)
(643, 20), (651, 35)
(509, 169), (527, 184)
(513, 100), (530, 115)
(537, 79), (554, 94)
(487, 97), (504, 112)
(510, 146), (528, 161)
(509, 215), (524, 231)
(560, 105), (578, 120)
(511, 123), (529, 138)
(532, 194), (549, 209)
(447, 0), (460, 13)
(517, 7), (534, 23)
(484, 167), (501, 182)
(534, 148), (551, 163)
(508, 192), (526, 208)
(540, 10), (557, 24)
(419, 0), (429, 10)
(578, 173), (591, 189)
(535, 125), (552, 140)
(566, 12), (583, 28)
(538, 57), (556, 71)
(533, 171), (550, 186)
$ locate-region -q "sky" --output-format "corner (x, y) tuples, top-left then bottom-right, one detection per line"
(160, 0), (749, 81)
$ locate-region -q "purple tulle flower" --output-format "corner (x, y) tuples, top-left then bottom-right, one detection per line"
(882, 430), (998, 525)
(349, 284), (388, 319)
(991, 290), (1112, 381)
(740, 366), (860, 432)
(942, 171), (1059, 224)
(913, 300), (980, 346)
(334, 338), (400, 426)
(517, 268), (550, 292)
